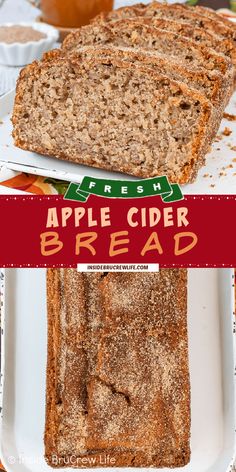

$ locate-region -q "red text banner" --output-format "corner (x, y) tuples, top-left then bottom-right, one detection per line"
(0, 195), (235, 267)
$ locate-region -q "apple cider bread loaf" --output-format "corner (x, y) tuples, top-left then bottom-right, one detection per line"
(12, 2), (235, 183)
(45, 269), (190, 468)
(12, 48), (215, 183)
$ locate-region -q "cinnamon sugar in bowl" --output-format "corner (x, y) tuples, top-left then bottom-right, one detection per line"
(0, 25), (47, 43)
(0, 22), (59, 66)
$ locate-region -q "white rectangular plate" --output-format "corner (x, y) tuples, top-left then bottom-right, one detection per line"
(1, 90), (236, 194)
(0, 268), (235, 472)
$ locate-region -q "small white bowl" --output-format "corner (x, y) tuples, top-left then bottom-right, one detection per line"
(0, 22), (59, 67)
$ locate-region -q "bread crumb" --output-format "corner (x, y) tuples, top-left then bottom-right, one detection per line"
(230, 146), (236, 151)
(222, 127), (232, 136)
(223, 112), (236, 122)
(210, 184), (215, 187)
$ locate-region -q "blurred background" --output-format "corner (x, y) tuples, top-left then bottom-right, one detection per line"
(0, 0), (234, 23)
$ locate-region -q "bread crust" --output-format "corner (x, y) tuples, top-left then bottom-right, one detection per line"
(45, 269), (190, 468)
(12, 49), (213, 183)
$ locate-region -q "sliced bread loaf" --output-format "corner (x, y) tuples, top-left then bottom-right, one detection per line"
(76, 44), (226, 147)
(146, 3), (236, 36)
(76, 44), (225, 105)
(12, 49), (213, 183)
(93, 2), (236, 64)
(94, 2), (236, 39)
(66, 16), (234, 62)
(63, 21), (233, 80)
(45, 268), (190, 469)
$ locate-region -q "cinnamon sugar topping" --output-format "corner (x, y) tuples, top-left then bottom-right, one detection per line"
(45, 269), (190, 468)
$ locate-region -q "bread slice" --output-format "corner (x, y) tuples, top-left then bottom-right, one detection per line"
(45, 269), (190, 468)
(63, 20), (233, 106)
(92, 2), (236, 67)
(146, 2), (236, 37)
(63, 21), (233, 86)
(91, 3), (151, 23)
(94, 1), (236, 42)
(77, 44), (225, 103)
(76, 44), (228, 150)
(65, 15), (234, 64)
(12, 48), (214, 183)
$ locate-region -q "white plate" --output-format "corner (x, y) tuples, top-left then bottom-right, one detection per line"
(0, 268), (235, 472)
(1, 90), (236, 194)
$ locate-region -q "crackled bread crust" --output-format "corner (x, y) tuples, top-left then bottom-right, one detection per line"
(45, 269), (190, 468)
(12, 49), (213, 184)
